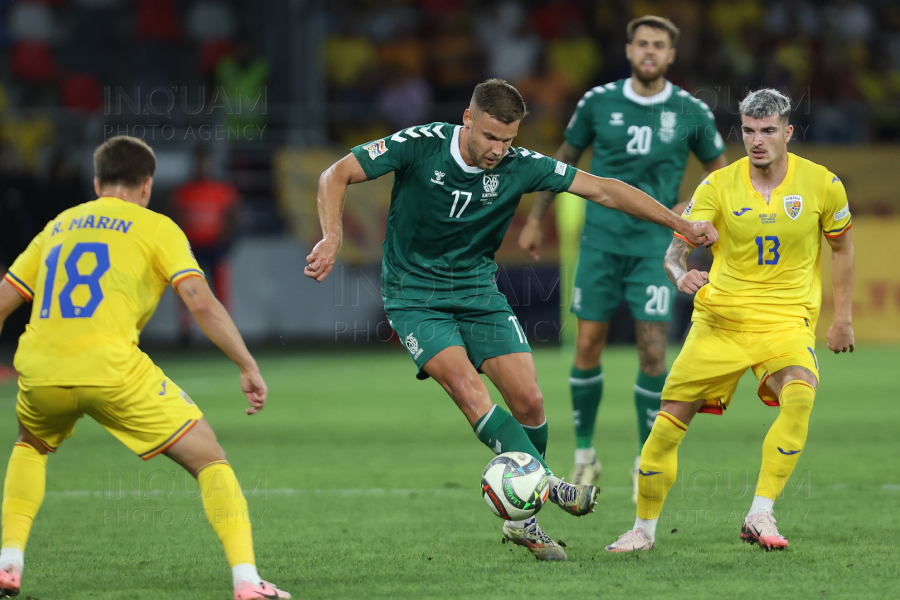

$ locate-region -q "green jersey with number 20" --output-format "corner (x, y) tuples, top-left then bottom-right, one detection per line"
(565, 78), (724, 257)
(351, 123), (577, 300)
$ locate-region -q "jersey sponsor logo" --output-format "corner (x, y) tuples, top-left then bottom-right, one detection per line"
(660, 111), (676, 142)
(759, 212), (776, 224)
(783, 195), (802, 220)
(362, 139), (388, 160)
(554, 160), (567, 176)
(430, 170), (446, 185)
(733, 207), (752, 216)
(481, 174), (500, 204)
(682, 198), (695, 217)
(609, 112), (624, 126)
(834, 204), (850, 220)
(405, 333), (423, 359)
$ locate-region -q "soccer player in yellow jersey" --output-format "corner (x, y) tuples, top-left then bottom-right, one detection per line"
(0, 137), (290, 599)
(605, 89), (855, 552)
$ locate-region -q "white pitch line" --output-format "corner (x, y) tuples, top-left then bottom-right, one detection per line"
(42, 484), (899, 500)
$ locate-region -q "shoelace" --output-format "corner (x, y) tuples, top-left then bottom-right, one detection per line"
(525, 522), (555, 544)
(554, 481), (579, 504)
(750, 511), (781, 536)
(616, 529), (648, 545)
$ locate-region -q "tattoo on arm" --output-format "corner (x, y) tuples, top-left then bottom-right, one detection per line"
(528, 142), (583, 221)
(664, 238), (695, 286)
(186, 286), (198, 298)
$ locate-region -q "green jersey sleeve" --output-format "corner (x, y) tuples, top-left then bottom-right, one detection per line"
(688, 99), (725, 164)
(515, 149), (578, 194)
(351, 123), (448, 180)
(563, 89), (598, 151)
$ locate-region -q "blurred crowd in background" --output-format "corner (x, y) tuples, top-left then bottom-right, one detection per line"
(326, 0), (900, 147)
(1, 0), (899, 348)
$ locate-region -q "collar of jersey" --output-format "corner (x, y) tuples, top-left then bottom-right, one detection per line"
(623, 78), (673, 106)
(741, 152), (796, 203)
(451, 125), (483, 174)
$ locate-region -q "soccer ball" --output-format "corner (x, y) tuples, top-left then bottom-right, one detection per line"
(481, 452), (550, 520)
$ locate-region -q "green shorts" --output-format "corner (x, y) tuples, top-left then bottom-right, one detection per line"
(384, 292), (532, 380)
(570, 246), (674, 323)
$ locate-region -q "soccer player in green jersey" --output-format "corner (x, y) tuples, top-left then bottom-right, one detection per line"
(305, 79), (717, 561)
(519, 16), (728, 501)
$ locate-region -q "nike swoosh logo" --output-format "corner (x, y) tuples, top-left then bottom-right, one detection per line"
(638, 469), (661, 476)
(254, 588), (279, 599)
(733, 208), (752, 216)
(778, 447), (801, 455)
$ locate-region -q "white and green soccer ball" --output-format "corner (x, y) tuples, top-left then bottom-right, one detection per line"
(481, 452), (550, 520)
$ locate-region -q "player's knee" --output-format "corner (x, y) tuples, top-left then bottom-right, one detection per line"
(511, 387), (544, 425)
(444, 371), (482, 404)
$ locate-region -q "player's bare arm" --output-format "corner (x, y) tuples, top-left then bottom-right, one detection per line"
(518, 141), (584, 259)
(673, 155), (729, 215)
(664, 236), (708, 293)
(825, 229), (855, 353)
(567, 170), (719, 247)
(305, 153), (369, 282)
(176, 277), (268, 414)
(0, 278), (26, 337)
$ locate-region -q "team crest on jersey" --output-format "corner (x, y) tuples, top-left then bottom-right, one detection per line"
(783, 195), (802, 220)
(362, 139), (388, 160)
(609, 112), (624, 126)
(660, 111), (676, 142)
(482, 174), (499, 204)
(405, 333), (423, 359)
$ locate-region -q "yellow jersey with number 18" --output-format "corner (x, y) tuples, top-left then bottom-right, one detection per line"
(675, 153), (851, 332)
(3, 196), (205, 386)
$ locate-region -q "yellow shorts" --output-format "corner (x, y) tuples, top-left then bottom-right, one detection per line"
(16, 356), (203, 460)
(663, 322), (819, 415)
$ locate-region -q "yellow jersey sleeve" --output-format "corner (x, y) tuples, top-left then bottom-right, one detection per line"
(820, 174), (852, 239)
(674, 178), (719, 247)
(3, 222), (52, 302)
(151, 217), (206, 289)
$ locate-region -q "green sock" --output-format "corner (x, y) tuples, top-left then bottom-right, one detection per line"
(570, 365), (603, 449)
(474, 405), (548, 470)
(521, 418), (548, 461)
(635, 370), (666, 448)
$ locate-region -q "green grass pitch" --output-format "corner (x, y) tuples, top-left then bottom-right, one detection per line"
(1, 343), (898, 599)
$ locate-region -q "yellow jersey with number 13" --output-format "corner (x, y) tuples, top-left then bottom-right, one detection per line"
(674, 153), (851, 332)
(3, 196), (205, 386)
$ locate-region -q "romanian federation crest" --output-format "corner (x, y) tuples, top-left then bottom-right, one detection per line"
(783, 195), (802, 220)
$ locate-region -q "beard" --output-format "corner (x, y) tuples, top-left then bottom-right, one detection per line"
(630, 61), (669, 86)
(467, 139), (501, 170)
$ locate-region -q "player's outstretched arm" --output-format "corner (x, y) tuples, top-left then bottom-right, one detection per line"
(304, 153), (369, 282)
(518, 141), (584, 260)
(0, 278), (26, 338)
(567, 170), (719, 247)
(176, 278), (267, 414)
(826, 229), (855, 353)
(664, 237), (708, 294)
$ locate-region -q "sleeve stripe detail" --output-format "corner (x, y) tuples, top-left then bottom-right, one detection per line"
(171, 272), (206, 287)
(824, 222), (852, 238)
(673, 233), (697, 248)
(4, 273), (34, 301)
(169, 268), (205, 284)
(824, 221), (852, 234)
(4, 271), (34, 297)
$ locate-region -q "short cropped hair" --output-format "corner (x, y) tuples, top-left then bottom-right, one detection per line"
(93, 136), (156, 187)
(471, 79), (527, 124)
(626, 15), (680, 46)
(739, 89), (791, 123)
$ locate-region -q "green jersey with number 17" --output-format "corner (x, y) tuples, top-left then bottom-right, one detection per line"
(351, 123), (577, 300)
(565, 78), (724, 257)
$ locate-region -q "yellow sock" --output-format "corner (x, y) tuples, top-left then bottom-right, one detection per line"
(197, 461), (255, 568)
(2, 443), (48, 552)
(756, 380), (815, 500)
(637, 412), (687, 520)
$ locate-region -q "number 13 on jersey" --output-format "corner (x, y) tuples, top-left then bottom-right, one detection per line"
(41, 242), (110, 319)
